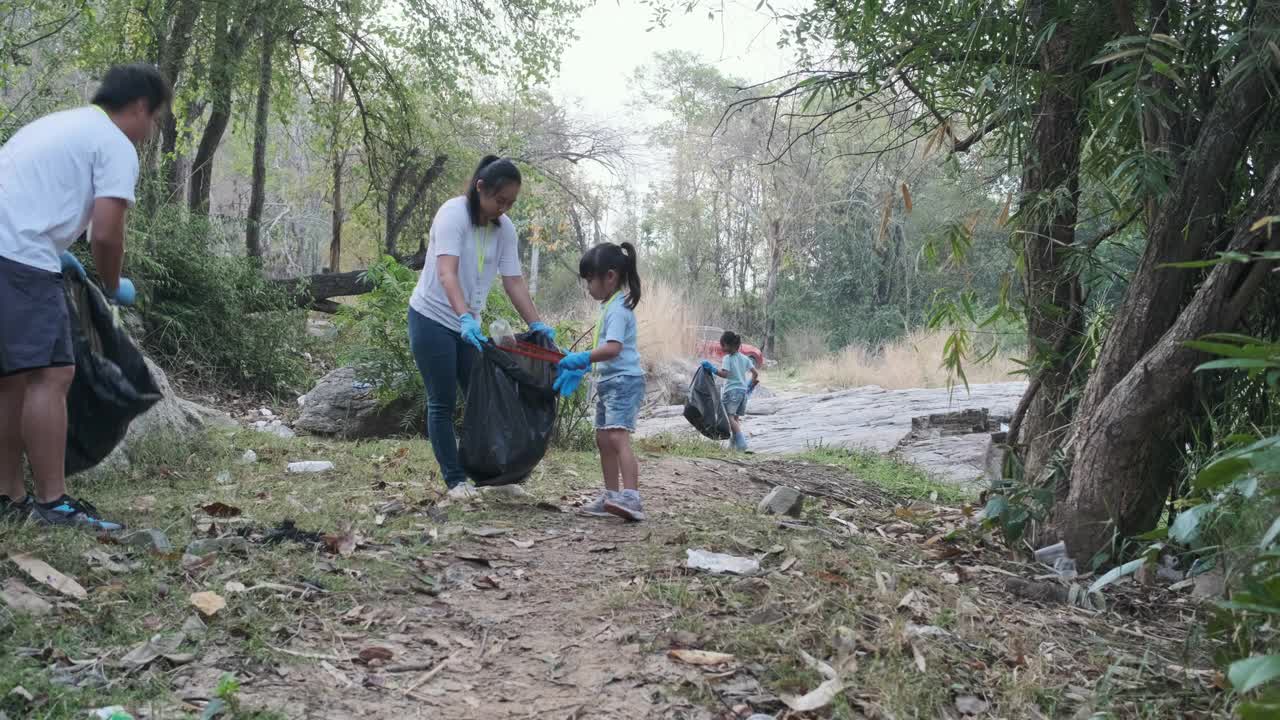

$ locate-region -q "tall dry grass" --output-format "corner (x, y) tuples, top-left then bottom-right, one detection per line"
(798, 329), (1021, 389)
(560, 279), (707, 365)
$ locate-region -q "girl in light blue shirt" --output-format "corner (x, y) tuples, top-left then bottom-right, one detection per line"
(554, 242), (648, 521)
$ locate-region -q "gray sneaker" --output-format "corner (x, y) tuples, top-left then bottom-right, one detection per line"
(580, 491), (614, 517)
(604, 490), (646, 522)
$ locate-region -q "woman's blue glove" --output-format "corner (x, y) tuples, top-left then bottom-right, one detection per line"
(459, 313), (486, 351)
(60, 251), (87, 279)
(558, 351), (592, 372)
(700, 360), (718, 374)
(552, 369), (585, 397)
(529, 321), (556, 342)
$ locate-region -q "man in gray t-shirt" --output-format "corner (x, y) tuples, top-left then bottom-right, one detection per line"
(0, 63), (170, 531)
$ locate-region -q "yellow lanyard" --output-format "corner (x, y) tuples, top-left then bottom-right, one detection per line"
(592, 291), (623, 350)
(477, 226), (490, 276)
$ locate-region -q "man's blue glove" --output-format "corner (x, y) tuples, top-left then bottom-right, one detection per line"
(60, 251), (87, 279)
(700, 360), (718, 374)
(459, 313), (486, 351)
(553, 369), (585, 397)
(114, 278), (136, 306)
(558, 351), (592, 372)
(529, 321), (556, 343)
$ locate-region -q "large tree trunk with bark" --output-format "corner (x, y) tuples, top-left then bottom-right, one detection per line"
(1043, 5), (1280, 560)
(1009, 4), (1084, 495)
(1051, 165), (1280, 559)
(189, 6), (252, 215)
(761, 215), (783, 358)
(245, 22), (276, 258)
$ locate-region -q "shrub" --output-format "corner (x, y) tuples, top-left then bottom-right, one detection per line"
(125, 210), (310, 395)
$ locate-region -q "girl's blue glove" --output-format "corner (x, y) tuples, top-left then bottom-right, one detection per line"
(60, 251), (87, 279)
(558, 351), (591, 372)
(553, 369), (585, 397)
(529, 321), (556, 342)
(700, 360), (718, 374)
(459, 313), (486, 351)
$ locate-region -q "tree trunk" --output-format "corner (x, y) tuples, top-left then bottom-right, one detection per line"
(384, 152), (447, 258)
(1042, 6), (1280, 560)
(156, 0), (203, 206)
(328, 63), (347, 273)
(1011, 4), (1085, 498)
(189, 7), (252, 215)
(761, 216), (783, 358)
(246, 22), (276, 258)
(1051, 163), (1280, 560)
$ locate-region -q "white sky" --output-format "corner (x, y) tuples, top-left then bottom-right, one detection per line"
(550, 0), (800, 202)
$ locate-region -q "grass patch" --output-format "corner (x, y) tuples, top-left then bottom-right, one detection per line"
(793, 446), (970, 504)
(635, 432), (732, 460)
(0, 427), (609, 719)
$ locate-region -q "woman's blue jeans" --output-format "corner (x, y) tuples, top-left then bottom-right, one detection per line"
(408, 309), (475, 488)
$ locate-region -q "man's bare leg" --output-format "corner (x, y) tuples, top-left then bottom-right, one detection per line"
(20, 366), (74, 502)
(0, 372), (27, 500)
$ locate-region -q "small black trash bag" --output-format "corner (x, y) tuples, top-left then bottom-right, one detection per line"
(63, 273), (163, 476)
(458, 332), (559, 486)
(683, 366), (731, 440)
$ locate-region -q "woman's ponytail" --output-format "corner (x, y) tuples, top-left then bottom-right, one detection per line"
(620, 242), (642, 309)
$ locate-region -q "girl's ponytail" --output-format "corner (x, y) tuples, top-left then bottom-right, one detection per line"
(620, 242), (642, 309)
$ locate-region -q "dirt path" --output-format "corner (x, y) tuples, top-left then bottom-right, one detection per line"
(215, 457), (749, 720)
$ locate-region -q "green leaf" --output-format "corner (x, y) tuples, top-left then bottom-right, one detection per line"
(1195, 359), (1277, 372)
(1089, 558), (1147, 594)
(1170, 503), (1216, 545)
(1241, 699), (1280, 720)
(981, 495), (1009, 522)
(1230, 655), (1280, 693)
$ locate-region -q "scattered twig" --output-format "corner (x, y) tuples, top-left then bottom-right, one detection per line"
(404, 652), (456, 695)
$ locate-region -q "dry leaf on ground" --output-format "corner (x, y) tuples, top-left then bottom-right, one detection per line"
(201, 502), (242, 518)
(510, 539), (535, 549)
(668, 649), (735, 666)
(323, 525), (357, 556)
(10, 553), (87, 600)
(358, 646), (395, 663)
(190, 591), (227, 617)
(0, 578), (54, 616)
(782, 678), (844, 712)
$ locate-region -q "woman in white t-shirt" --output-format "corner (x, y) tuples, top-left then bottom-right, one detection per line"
(407, 156), (554, 500)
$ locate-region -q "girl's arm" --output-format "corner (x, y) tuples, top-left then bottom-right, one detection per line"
(436, 255), (471, 316)
(749, 366), (760, 383)
(502, 274), (541, 325)
(590, 340), (623, 363)
(716, 368), (730, 378)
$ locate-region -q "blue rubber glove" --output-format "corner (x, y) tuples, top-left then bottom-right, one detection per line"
(114, 278), (136, 306)
(558, 351), (592, 373)
(60, 251), (87, 279)
(553, 369), (586, 397)
(529, 321), (556, 343)
(459, 313), (486, 351)
(700, 360), (718, 374)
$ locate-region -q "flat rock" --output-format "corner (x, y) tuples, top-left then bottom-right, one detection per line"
(638, 382), (1026, 488)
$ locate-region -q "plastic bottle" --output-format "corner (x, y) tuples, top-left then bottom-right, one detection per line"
(489, 319), (516, 347)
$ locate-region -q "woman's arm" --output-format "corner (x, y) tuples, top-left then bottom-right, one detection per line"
(502, 274), (541, 325)
(436, 255), (471, 316)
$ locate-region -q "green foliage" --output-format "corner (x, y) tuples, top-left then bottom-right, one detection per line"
(980, 479), (1054, 546)
(335, 256), (423, 412)
(1165, 325), (1280, 713)
(108, 209), (310, 394)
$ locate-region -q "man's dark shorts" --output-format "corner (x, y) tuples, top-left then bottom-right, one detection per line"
(0, 254), (73, 377)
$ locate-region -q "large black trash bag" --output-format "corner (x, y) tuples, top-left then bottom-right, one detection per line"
(458, 332), (559, 486)
(63, 273), (163, 476)
(683, 366), (731, 440)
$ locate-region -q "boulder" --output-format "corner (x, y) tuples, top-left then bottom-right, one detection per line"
(643, 359), (696, 412)
(757, 486), (804, 517)
(99, 358), (233, 471)
(294, 367), (417, 439)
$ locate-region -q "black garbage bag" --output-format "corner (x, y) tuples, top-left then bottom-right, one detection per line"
(683, 366), (731, 440)
(63, 273), (162, 476)
(458, 332), (559, 486)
